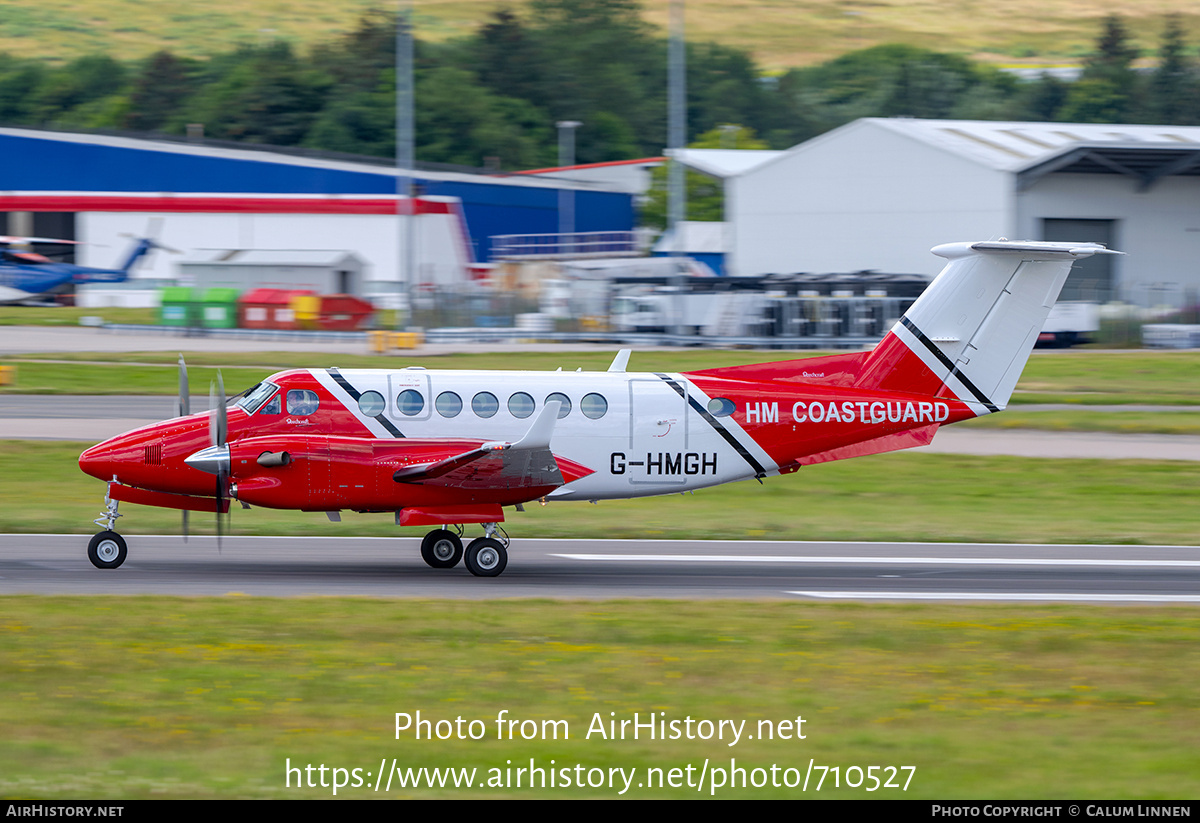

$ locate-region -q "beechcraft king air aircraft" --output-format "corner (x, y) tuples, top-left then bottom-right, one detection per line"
(78, 240), (1119, 576)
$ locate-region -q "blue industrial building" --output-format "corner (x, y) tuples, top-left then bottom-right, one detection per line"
(0, 127), (636, 262)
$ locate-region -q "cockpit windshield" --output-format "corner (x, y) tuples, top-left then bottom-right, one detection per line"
(237, 381), (279, 414)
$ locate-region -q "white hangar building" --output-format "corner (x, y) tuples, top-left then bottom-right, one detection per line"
(687, 119), (1200, 305)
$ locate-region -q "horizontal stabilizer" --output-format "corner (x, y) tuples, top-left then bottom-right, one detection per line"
(857, 239), (1120, 413)
(962, 241), (1123, 259)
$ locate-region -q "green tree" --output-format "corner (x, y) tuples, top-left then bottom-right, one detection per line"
(1063, 14), (1140, 122)
(640, 125), (768, 230)
(774, 44), (1019, 140)
(1017, 73), (1069, 121)
(1085, 14), (1140, 86)
(303, 77), (395, 158)
(124, 51), (200, 133)
(416, 66), (549, 168)
(1059, 78), (1130, 123)
(470, 9), (547, 108)
(30, 55), (128, 126)
(1150, 15), (1196, 124)
(0, 55), (46, 124)
(310, 8), (396, 94)
(186, 42), (328, 145)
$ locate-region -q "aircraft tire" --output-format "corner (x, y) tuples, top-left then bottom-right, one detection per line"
(465, 537), (507, 577)
(88, 531), (127, 569)
(421, 529), (463, 569)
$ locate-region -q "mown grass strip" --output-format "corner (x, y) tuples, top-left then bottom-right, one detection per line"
(959, 410), (1200, 436)
(1, 596), (1198, 798)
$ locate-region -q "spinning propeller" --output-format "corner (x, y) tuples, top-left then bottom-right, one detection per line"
(210, 370), (230, 549)
(180, 356), (233, 548)
(178, 354), (189, 541)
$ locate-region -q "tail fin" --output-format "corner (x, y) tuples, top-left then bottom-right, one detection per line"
(857, 240), (1121, 412)
(118, 238), (158, 275)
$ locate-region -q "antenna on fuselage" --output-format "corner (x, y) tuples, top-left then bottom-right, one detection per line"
(607, 349), (631, 373)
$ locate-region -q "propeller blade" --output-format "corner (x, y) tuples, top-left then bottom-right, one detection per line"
(216, 475), (224, 553)
(209, 370), (228, 552)
(179, 356), (190, 546)
(210, 372), (227, 447)
(177, 354), (189, 418)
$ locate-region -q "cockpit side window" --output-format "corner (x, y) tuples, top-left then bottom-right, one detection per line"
(259, 393), (281, 415)
(286, 389), (320, 416)
(238, 381), (279, 414)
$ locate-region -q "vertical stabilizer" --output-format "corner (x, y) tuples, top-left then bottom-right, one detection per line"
(117, 238), (158, 275)
(857, 241), (1121, 413)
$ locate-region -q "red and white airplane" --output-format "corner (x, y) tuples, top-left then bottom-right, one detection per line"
(79, 240), (1118, 576)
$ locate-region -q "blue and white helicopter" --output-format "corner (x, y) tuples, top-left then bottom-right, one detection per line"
(0, 235), (165, 304)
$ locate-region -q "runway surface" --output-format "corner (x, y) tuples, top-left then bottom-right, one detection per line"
(4, 534), (1200, 602)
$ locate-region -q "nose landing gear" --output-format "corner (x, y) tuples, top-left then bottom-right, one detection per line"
(88, 531), (127, 569)
(89, 478), (127, 569)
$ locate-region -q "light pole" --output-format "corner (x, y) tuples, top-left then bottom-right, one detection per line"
(396, 0), (414, 330)
(668, 0), (686, 336)
(556, 120), (582, 255)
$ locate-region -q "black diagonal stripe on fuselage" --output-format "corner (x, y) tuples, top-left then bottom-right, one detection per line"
(326, 368), (405, 438)
(899, 317), (1000, 413)
(655, 373), (767, 478)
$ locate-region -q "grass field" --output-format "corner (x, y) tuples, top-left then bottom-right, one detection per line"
(2, 0), (1197, 70)
(3, 339), (1200, 799)
(961, 409), (1200, 435)
(2, 596), (1198, 798)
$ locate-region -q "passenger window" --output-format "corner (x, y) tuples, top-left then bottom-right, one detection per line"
(472, 391), (499, 418)
(397, 389), (424, 416)
(581, 393), (608, 420)
(707, 397), (735, 418)
(358, 391), (385, 417)
(508, 392), (535, 419)
(259, 393), (281, 415)
(436, 391), (463, 418)
(545, 392), (571, 418)
(286, 390), (320, 416)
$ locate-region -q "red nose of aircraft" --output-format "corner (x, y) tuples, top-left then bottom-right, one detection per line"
(79, 416), (217, 496)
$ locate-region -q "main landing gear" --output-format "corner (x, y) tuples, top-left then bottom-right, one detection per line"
(88, 480), (127, 569)
(419, 523), (508, 578)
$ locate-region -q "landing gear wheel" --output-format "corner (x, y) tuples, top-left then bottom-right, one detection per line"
(88, 531), (127, 569)
(464, 537), (507, 577)
(421, 529), (463, 569)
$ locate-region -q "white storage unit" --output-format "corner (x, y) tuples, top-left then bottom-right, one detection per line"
(696, 119), (1200, 306)
(177, 250), (366, 294)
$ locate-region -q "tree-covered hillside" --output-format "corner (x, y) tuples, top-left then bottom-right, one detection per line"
(0, 5), (1195, 171)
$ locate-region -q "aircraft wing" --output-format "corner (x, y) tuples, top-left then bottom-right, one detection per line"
(391, 400), (593, 490)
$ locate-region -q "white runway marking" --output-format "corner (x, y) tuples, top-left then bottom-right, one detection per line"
(789, 591), (1200, 603)
(551, 554), (1200, 568)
